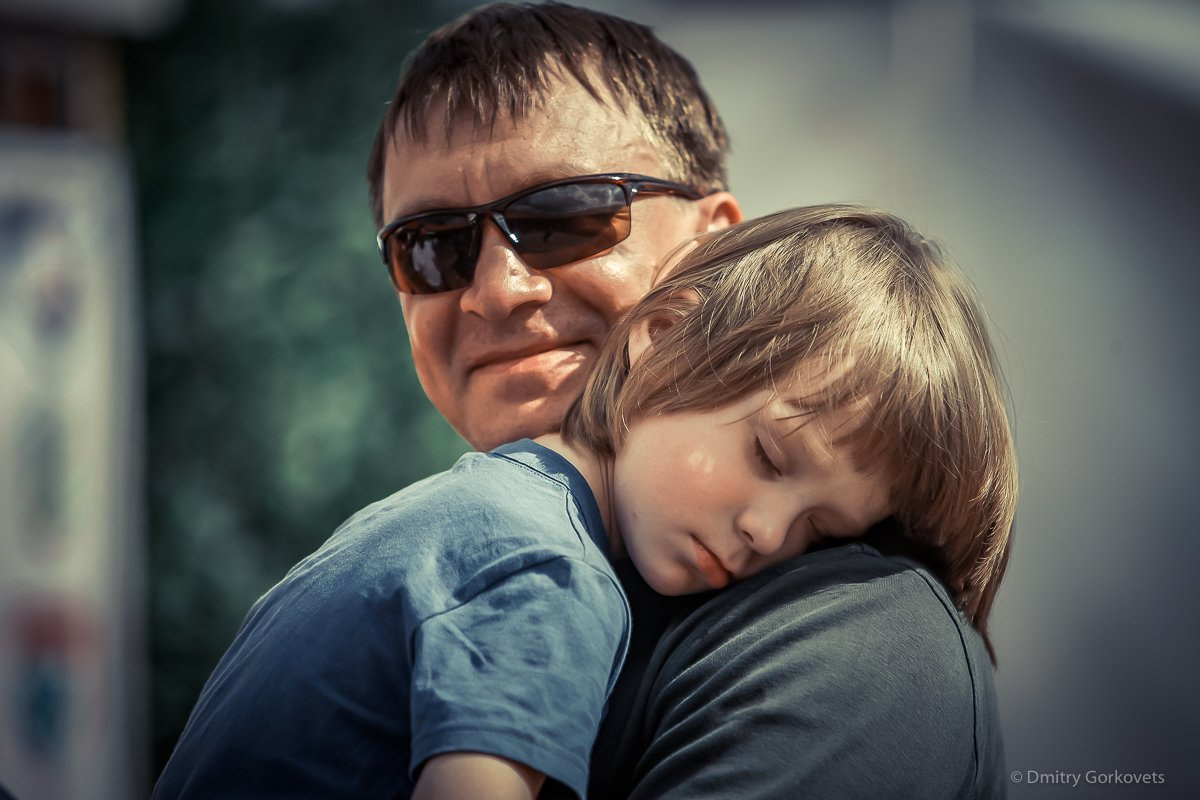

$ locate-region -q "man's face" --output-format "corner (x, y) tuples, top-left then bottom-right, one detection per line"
(380, 79), (728, 450)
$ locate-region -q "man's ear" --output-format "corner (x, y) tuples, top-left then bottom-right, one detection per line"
(627, 290), (701, 367)
(693, 191), (743, 233)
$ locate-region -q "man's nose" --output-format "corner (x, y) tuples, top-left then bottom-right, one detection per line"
(459, 219), (553, 320)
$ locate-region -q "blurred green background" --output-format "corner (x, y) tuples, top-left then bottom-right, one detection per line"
(124, 0), (471, 772)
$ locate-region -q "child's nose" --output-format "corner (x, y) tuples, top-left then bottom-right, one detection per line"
(736, 507), (794, 556)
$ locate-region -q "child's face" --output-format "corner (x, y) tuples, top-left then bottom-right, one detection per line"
(612, 387), (894, 595)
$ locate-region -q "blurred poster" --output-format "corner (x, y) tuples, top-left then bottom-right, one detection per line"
(0, 133), (143, 799)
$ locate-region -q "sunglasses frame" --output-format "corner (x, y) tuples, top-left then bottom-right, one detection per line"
(376, 173), (705, 295)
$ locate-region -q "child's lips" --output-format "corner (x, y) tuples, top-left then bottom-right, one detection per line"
(692, 536), (732, 589)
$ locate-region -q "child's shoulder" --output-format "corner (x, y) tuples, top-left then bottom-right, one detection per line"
(274, 444), (615, 622)
(317, 442), (604, 575)
(336, 446), (572, 534)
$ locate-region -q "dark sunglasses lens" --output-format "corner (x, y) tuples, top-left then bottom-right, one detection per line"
(505, 183), (632, 269)
(386, 215), (477, 295)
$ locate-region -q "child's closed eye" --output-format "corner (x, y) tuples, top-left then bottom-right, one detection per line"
(753, 436), (782, 476)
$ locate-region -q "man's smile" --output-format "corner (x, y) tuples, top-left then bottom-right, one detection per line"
(466, 343), (596, 399)
(468, 340), (592, 375)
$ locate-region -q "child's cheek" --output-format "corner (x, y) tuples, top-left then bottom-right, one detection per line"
(681, 447), (718, 481)
(665, 444), (720, 498)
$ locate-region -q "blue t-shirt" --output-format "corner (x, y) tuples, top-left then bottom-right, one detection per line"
(154, 440), (630, 799)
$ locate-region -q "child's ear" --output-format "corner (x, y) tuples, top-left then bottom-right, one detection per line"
(627, 290), (701, 367)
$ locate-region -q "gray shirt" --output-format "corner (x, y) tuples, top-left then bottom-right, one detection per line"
(587, 530), (1006, 799)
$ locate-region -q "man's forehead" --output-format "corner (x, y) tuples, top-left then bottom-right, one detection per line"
(405, 58), (635, 139)
(406, 79), (645, 150)
(381, 78), (670, 216)
(384, 132), (610, 210)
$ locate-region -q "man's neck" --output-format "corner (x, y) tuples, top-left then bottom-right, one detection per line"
(533, 432), (622, 558)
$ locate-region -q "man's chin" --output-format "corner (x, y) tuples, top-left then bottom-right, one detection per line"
(459, 396), (578, 452)
(458, 356), (591, 449)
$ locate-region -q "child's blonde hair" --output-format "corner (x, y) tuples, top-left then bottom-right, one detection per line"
(563, 205), (1017, 655)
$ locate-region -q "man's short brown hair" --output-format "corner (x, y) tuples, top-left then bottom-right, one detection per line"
(366, 1), (730, 227)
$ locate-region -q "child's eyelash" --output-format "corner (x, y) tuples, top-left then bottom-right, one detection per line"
(753, 436), (781, 475)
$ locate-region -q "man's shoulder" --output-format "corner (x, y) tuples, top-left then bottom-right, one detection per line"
(616, 540), (1006, 799)
(682, 538), (963, 629)
(666, 539), (987, 682)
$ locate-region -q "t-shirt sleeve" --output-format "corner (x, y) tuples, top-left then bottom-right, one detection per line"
(410, 554), (628, 799)
(623, 556), (1001, 800)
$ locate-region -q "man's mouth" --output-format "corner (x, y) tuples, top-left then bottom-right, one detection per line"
(472, 345), (576, 369)
(470, 342), (591, 377)
(468, 343), (595, 398)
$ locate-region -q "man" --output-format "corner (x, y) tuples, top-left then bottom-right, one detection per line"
(158, 3), (1006, 798)
(368, 4), (1005, 799)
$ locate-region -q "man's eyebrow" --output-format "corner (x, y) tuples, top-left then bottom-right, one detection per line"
(392, 165), (600, 216)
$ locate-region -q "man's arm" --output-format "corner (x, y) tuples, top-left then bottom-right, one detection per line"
(413, 753), (545, 800)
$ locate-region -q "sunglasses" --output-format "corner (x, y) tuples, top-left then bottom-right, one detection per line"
(376, 173), (704, 295)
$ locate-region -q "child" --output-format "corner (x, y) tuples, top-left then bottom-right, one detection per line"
(155, 205), (1016, 800)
